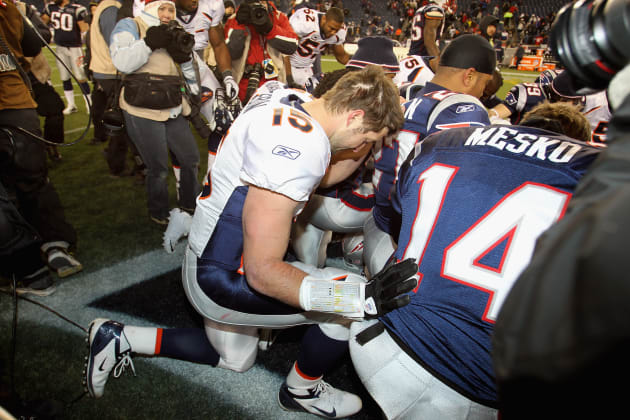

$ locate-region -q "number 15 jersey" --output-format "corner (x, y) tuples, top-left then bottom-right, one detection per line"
(188, 81), (330, 263)
(384, 125), (600, 405)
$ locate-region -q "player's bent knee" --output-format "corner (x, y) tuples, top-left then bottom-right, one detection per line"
(319, 321), (352, 341)
(217, 348), (257, 373)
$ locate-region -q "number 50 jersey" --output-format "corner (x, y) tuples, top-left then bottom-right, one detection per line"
(384, 125), (600, 405)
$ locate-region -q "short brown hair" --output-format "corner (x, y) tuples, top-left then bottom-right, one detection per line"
(520, 101), (591, 143)
(325, 7), (345, 23)
(321, 65), (404, 136)
(312, 68), (353, 98)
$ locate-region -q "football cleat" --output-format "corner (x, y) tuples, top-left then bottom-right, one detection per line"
(162, 208), (193, 253)
(62, 105), (78, 115)
(278, 380), (362, 419)
(85, 318), (136, 398)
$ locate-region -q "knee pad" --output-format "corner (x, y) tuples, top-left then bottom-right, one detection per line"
(217, 347), (257, 373)
(62, 80), (73, 91)
(319, 321), (351, 341)
(204, 318), (259, 373)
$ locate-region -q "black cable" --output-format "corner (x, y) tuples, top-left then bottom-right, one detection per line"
(0, 289), (87, 333)
(2, 285), (88, 414)
(9, 274), (18, 403)
(2, 285), (87, 407)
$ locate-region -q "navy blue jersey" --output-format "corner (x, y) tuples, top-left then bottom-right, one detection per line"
(408, 4), (444, 56)
(372, 82), (489, 235)
(43, 3), (87, 47)
(381, 125), (600, 405)
(502, 82), (548, 124)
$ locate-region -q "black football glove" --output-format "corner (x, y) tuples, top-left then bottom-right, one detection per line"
(166, 45), (192, 63)
(144, 24), (171, 50)
(235, 3), (251, 25)
(363, 258), (418, 319)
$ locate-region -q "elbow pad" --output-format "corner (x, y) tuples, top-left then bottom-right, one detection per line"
(226, 29), (246, 60)
(267, 36), (298, 55)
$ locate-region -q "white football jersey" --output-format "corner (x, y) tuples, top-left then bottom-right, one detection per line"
(176, 0), (225, 51)
(289, 7), (347, 69)
(393, 55), (435, 87)
(582, 90), (611, 146)
(188, 81), (331, 257)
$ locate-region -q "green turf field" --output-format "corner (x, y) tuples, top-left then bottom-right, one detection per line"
(42, 49), (537, 273)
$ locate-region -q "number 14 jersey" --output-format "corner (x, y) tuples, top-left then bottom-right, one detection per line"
(384, 125), (600, 405)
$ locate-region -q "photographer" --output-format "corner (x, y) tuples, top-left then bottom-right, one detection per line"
(225, 0), (298, 104)
(0, 0), (81, 285)
(110, 0), (201, 224)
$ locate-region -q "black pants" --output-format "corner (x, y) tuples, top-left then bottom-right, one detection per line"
(94, 77), (145, 176)
(0, 108), (77, 249)
(0, 180), (46, 279)
(31, 76), (65, 144)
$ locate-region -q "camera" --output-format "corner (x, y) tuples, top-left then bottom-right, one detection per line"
(248, 2), (269, 27)
(102, 107), (124, 136)
(243, 63), (263, 104)
(165, 20), (195, 55)
(550, 0), (630, 93)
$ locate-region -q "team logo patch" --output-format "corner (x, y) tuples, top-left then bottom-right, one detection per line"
(456, 104), (475, 113)
(272, 145), (301, 160)
(506, 94), (517, 106)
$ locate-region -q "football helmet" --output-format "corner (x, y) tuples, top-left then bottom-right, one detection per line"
(342, 232), (365, 269)
(535, 69), (563, 86)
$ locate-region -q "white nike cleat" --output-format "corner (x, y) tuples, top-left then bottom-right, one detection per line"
(85, 318), (136, 398)
(278, 380), (362, 419)
(62, 105), (78, 115)
(162, 208), (193, 253)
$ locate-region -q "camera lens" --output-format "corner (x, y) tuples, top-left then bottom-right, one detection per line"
(103, 108), (124, 135)
(550, 0), (630, 91)
(250, 4), (268, 26)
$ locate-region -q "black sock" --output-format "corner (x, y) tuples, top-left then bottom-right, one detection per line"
(296, 325), (348, 378)
(159, 328), (219, 366)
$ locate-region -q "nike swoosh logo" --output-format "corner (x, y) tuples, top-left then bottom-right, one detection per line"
(98, 358), (108, 372)
(312, 406), (336, 418)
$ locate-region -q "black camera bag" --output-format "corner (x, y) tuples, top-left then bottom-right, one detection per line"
(122, 73), (183, 109)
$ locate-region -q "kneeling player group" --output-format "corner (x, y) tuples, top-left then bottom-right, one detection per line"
(85, 27), (608, 420)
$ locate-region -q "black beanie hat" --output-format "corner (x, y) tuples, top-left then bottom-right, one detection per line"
(346, 36), (400, 74)
(439, 34), (496, 75)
